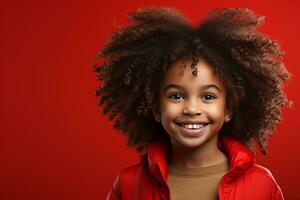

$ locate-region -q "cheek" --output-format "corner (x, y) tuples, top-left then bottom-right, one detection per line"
(207, 103), (226, 120)
(160, 102), (181, 121)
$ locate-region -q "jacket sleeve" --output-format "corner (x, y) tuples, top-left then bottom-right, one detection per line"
(106, 174), (121, 200)
(106, 164), (142, 200)
(253, 164), (285, 200)
(272, 183), (284, 200)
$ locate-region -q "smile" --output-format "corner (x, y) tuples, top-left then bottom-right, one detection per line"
(176, 122), (209, 137)
(177, 123), (208, 130)
(182, 124), (206, 129)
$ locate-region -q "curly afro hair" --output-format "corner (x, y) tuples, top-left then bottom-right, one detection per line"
(92, 7), (293, 155)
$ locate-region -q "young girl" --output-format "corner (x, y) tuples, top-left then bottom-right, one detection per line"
(93, 7), (292, 200)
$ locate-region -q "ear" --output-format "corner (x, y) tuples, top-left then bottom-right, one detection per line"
(152, 103), (161, 122)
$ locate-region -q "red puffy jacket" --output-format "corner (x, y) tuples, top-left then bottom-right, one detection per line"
(106, 136), (284, 200)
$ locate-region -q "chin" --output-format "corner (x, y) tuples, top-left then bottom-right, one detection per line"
(173, 137), (206, 149)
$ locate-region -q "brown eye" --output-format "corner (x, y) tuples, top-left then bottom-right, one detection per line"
(202, 94), (216, 101)
(168, 93), (184, 100)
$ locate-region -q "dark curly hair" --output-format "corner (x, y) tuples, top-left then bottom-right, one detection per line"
(92, 7), (293, 155)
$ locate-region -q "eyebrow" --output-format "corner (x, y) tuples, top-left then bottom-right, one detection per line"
(163, 84), (222, 93)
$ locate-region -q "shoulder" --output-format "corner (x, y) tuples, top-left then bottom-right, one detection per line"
(246, 164), (280, 186)
(106, 164), (141, 200)
(106, 163), (144, 200)
(111, 163), (142, 189)
(236, 164), (284, 199)
(118, 163), (142, 185)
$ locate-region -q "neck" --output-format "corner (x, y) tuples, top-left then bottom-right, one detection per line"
(169, 135), (227, 168)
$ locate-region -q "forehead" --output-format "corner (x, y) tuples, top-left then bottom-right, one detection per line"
(161, 57), (225, 92)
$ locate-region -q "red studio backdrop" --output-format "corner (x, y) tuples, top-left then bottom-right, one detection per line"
(1, 0), (300, 199)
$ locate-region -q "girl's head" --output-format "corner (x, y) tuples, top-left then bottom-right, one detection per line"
(155, 56), (230, 149)
(93, 7), (292, 155)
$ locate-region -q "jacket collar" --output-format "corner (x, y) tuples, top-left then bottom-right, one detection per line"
(144, 136), (255, 185)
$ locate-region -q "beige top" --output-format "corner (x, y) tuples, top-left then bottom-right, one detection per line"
(167, 160), (229, 200)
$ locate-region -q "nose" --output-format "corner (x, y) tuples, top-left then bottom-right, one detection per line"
(182, 98), (202, 116)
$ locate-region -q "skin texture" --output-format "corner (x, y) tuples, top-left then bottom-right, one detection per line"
(155, 57), (231, 167)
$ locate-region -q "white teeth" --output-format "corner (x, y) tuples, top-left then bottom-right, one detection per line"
(183, 124), (206, 129)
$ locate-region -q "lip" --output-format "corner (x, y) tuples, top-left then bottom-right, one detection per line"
(176, 122), (209, 137)
(176, 120), (210, 125)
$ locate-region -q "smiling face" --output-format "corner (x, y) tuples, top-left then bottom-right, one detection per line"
(155, 57), (231, 149)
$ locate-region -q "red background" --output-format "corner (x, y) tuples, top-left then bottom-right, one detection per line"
(1, 0), (299, 199)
